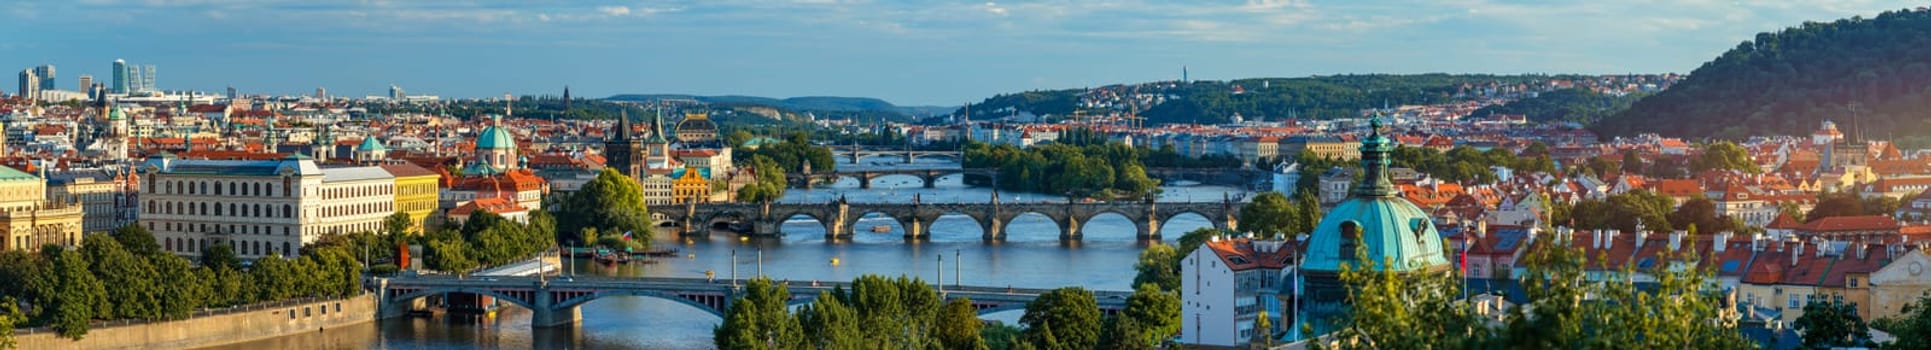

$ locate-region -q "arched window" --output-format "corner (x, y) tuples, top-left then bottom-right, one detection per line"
(147, 200), (155, 214)
(284, 204), (293, 218)
(1339, 221), (1361, 262)
(214, 181), (223, 195)
(283, 178), (292, 197)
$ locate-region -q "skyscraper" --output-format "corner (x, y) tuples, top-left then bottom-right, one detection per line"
(17, 69), (40, 100)
(126, 65), (143, 93)
(142, 64), (156, 92)
(389, 84), (405, 99)
(76, 74), (93, 95)
(32, 65), (54, 90)
(315, 87), (327, 100)
(111, 59), (128, 94)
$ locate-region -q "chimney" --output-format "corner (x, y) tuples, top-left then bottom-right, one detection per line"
(1856, 241), (1868, 260)
(1633, 230), (1647, 250)
(1715, 232), (1732, 253)
(1752, 236), (1764, 252)
(1668, 231), (1684, 251)
(1791, 241), (1804, 267)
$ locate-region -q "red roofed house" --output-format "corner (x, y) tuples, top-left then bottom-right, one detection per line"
(1179, 236), (1298, 347)
(447, 197), (530, 224)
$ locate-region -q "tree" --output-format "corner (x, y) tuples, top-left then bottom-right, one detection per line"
(1877, 294), (1931, 350)
(1174, 227), (1223, 261)
(1121, 283), (1179, 346)
(936, 298), (987, 350)
(109, 224), (162, 257)
(556, 168), (652, 246)
(714, 278), (805, 350)
(41, 247), (104, 339)
(423, 237), (475, 273)
(384, 211), (416, 237)
(799, 291), (863, 349)
(200, 242), (241, 271)
(1097, 316), (1154, 350)
(1695, 142), (1760, 174)
(1323, 251), (1490, 348)
(150, 254), (208, 320)
(1239, 191), (1299, 239)
(1131, 244), (1180, 292)
(982, 323), (1027, 350)
(1020, 287), (1100, 350)
(1795, 299), (1873, 348)
(1621, 151), (1645, 174)
(80, 235), (156, 320)
(1669, 197), (1730, 233)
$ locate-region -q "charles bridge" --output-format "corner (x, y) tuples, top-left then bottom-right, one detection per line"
(648, 197), (1240, 240)
(377, 275), (1130, 329)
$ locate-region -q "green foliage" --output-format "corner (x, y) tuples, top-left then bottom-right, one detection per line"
(1325, 251), (1490, 348)
(384, 211), (416, 236)
(556, 168), (651, 247)
(798, 291), (863, 349)
(1120, 284), (1179, 346)
(1596, 10), (1931, 139)
(1471, 88), (1646, 124)
(1020, 287), (1100, 350)
(1390, 145), (1553, 184)
(1568, 189), (1676, 232)
(714, 278), (806, 350)
(1174, 227), (1225, 262)
(936, 298), (987, 350)
(967, 74), (1576, 124)
(965, 142), (1161, 198)
(200, 242), (241, 271)
(1796, 299), (1874, 348)
(1809, 191), (1902, 221)
(42, 247), (103, 339)
(736, 155), (789, 203)
(424, 236), (476, 273)
(1876, 294), (1931, 349)
(981, 323), (1027, 350)
(1669, 197), (1736, 234)
(1696, 142), (1761, 174)
(1240, 191), (1321, 239)
(740, 132), (836, 174)
(1131, 244), (1180, 292)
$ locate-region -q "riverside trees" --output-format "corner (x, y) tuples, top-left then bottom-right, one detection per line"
(0, 225), (362, 343)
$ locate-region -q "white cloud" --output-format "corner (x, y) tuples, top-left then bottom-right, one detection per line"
(598, 6), (631, 17)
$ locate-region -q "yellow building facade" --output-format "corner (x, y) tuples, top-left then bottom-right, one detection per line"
(382, 164), (442, 234)
(672, 166), (710, 204)
(0, 166), (85, 251)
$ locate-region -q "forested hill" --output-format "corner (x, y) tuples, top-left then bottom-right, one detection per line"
(1593, 9), (1931, 141)
(957, 74), (1589, 125)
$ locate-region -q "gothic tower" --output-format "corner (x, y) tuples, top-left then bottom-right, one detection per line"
(604, 110), (645, 180)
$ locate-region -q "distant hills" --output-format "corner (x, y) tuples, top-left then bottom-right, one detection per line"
(604, 94), (954, 117)
(1593, 9), (1931, 142)
(955, 74), (1593, 125)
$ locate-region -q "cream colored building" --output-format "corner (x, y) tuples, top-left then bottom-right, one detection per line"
(142, 154), (402, 259)
(0, 165), (86, 252)
(1868, 249), (1931, 320)
(46, 170), (139, 234)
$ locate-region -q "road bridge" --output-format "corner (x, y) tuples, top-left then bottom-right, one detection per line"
(650, 198), (1238, 240)
(377, 276), (1130, 329)
(825, 145), (963, 164)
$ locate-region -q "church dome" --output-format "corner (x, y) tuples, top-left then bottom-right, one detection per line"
(476, 125), (515, 150)
(675, 113), (719, 143)
(357, 136), (387, 152)
(1301, 117), (1449, 273)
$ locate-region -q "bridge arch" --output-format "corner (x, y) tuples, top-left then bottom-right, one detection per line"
(994, 211), (1068, 241)
(553, 290), (729, 318)
(1078, 211), (1145, 241)
(387, 287), (537, 311)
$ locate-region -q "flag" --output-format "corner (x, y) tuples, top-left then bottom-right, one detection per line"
(1459, 230), (1470, 273)
(622, 231), (633, 240)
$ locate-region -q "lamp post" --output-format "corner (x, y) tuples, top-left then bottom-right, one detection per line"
(954, 249), (961, 288)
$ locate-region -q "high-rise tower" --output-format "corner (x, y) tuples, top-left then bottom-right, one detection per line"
(111, 59), (128, 94)
(17, 69), (39, 100)
(32, 65), (54, 90)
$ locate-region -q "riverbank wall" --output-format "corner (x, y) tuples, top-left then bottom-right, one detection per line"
(14, 294), (377, 350)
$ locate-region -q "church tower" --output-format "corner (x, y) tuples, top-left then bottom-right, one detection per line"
(644, 108), (672, 168)
(604, 110), (644, 180)
(1296, 116), (1451, 335)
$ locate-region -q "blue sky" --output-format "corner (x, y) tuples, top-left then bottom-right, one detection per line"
(1, 0), (1914, 106)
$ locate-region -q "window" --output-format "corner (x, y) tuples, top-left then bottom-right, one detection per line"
(1339, 221), (1361, 262)
(1849, 278), (1859, 288)
(1788, 295), (1801, 308)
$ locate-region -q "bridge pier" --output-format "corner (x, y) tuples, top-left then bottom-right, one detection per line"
(1060, 217), (1082, 241)
(751, 219), (783, 237)
(1139, 218), (1160, 240)
(859, 172), (873, 189)
(532, 287), (582, 328)
(982, 217), (1004, 241)
(902, 216), (927, 239)
(922, 172), (938, 189)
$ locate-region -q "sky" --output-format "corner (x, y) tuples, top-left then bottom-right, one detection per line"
(1, 0), (1917, 106)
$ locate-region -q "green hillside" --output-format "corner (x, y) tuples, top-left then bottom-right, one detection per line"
(957, 74), (1585, 124)
(1594, 9), (1931, 140)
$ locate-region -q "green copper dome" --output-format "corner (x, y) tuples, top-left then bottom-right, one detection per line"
(357, 137), (386, 152)
(1302, 116), (1449, 273)
(476, 122), (516, 150)
(108, 105), (125, 120)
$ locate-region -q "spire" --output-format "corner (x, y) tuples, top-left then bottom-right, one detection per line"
(1353, 115), (1397, 197)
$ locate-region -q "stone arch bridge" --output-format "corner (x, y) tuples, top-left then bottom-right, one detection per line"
(378, 276), (1129, 329)
(825, 145), (963, 164)
(788, 168), (996, 189)
(650, 199), (1238, 240)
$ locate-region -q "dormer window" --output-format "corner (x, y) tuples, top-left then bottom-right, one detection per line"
(1340, 220), (1361, 262)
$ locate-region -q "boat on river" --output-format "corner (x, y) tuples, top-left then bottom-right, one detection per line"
(870, 225), (891, 233)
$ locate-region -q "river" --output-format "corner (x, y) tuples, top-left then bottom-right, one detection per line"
(203, 158), (1252, 349)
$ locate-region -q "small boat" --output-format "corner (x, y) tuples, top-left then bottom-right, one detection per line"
(871, 225), (891, 233)
(829, 258), (841, 266)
